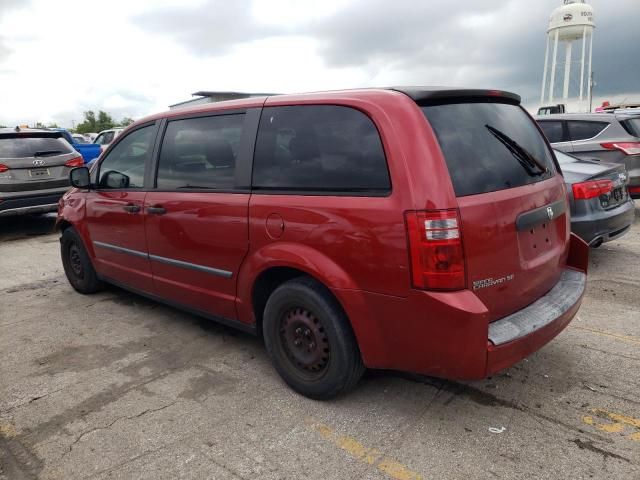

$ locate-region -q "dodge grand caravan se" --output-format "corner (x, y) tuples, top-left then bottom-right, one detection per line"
(57, 88), (589, 399)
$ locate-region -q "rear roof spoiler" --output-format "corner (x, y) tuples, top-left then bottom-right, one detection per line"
(0, 131), (63, 139)
(390, 87), (521, 106)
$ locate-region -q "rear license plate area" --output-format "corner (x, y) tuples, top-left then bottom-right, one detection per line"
(612, 187), (625, 202)
(601, 187), (626, 208)
(29, 168), (51, 177)
(518, 221), (559, 261)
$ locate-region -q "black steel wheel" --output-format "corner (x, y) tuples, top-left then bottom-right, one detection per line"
(280, 307), (331, 377)
(68, 244), (84, 278)
(263, 276), (365, 399)
(60, 227), (104, 294)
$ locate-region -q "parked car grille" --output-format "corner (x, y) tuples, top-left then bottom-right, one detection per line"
(0, 178), (70, 192)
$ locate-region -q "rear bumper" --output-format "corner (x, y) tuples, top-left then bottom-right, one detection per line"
(337, 233), (589, 380)
(485, 268), (585, 376)
(0, 189), (68, 216)
(571, 199), (635, 245)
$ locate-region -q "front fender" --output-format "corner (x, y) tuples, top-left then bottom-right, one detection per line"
(235, 242), (359, 324)
(56, 192), (94, 257)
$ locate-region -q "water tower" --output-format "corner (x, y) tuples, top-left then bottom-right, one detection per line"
(540, 0), (595, 110)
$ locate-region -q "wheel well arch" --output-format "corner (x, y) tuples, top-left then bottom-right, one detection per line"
(251, 266), (350, 336)
(56, 219), (73, 232)
(252, 267), (308, 334)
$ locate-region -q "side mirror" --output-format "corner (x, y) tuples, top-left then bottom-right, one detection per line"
(69, 167), (90, 189)
(101, 170), (130, 189)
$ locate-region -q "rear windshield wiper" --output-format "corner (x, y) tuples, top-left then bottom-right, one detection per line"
(485, 125), (548, 177)
(33, 150), (63, 157)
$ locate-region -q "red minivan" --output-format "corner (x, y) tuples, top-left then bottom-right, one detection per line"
(57, 88), (589, 399)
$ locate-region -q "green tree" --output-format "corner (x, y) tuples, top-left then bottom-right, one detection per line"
(47, 122), (59, 128)
(75, 111), (97, 134)
(97, 111), (115, 131)
(75, 110), (133, 133)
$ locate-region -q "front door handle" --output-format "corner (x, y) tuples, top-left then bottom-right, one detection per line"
(123, 203), (140, 213)
(147, 205), (166, 215)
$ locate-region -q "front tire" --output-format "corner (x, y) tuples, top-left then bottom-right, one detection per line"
(60, 227), (104, 294)
(263, 277), (365, 399)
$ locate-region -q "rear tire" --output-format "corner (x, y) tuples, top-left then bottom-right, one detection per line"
(263, 276), (365, 399)
(60, 227), (104, 294)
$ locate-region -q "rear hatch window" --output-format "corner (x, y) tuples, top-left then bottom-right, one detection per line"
(422, 102), (556, 197)
(0, 135), (73, 158)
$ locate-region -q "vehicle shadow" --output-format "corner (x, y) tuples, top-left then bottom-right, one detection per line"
(0, 213), (57, 241)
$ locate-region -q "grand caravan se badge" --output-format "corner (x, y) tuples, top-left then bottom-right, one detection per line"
(473, 274), (515, 290)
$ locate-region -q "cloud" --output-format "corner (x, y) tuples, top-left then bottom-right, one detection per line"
(0, 0), (638, 126)
(133, 0), (640, 103)
(0, 0), (27, 63)
(135, 0), (275, 56)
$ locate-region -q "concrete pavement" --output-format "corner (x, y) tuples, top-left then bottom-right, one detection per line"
(1, 210), (639, 479)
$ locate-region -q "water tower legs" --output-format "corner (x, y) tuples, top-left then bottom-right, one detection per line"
(548, 29), (559, 103)
(562, 41), (572, 99)
(579, 26), (587, 102)
(588, 31), (594, 111)
(541, 35), (550, 103)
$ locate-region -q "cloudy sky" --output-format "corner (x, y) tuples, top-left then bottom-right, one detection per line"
(0, 0), (638, 127)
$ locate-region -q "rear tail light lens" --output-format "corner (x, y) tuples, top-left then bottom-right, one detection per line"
(572, 179), (613, 199)
(405, 209), (465, 291)
(0, 164), (9, 173)
(600, 142), (640, 155)
(64, 156), (84, 168)
(628, 185), (640, 195)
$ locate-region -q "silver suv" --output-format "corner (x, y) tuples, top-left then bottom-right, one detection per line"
(535, 113), (640, 198)
(0, 127), (82, 216)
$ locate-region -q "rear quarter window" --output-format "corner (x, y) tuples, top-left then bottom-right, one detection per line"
(252, 105), (390, 194)
(620, 118), (640, 137)
(422, 102), (556, 197)
(567, 121), (609, 141)
(537, 121), (565, 143)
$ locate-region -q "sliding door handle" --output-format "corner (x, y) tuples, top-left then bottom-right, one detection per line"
(123, 203), (140, 213)
(146, 205), (166, 215)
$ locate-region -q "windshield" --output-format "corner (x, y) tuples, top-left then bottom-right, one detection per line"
(422, 102), (556, 196)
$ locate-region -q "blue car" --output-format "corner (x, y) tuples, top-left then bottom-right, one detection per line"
(54, 128), (101, 164)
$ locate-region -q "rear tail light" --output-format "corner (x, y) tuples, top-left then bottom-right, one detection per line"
(405, 209), (465, 291)
(628, 186), (640, 195)
(64, 156), (84, 168)
(572, 179), (613, 199)
(0, 164), (9, 173)
(600, 142), (640, 155)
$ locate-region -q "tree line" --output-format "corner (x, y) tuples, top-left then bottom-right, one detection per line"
(74, 111), (134, 134)
(0, 111), (134, 132)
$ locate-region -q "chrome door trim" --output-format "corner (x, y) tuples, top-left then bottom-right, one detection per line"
(92, 241), (233, 278)
(93, 241), (148, 258)
(148, 254), (233, 278)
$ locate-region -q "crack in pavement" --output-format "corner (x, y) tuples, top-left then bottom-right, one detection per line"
(61, 401), (179, 460)
(570, 438), (631, 464)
